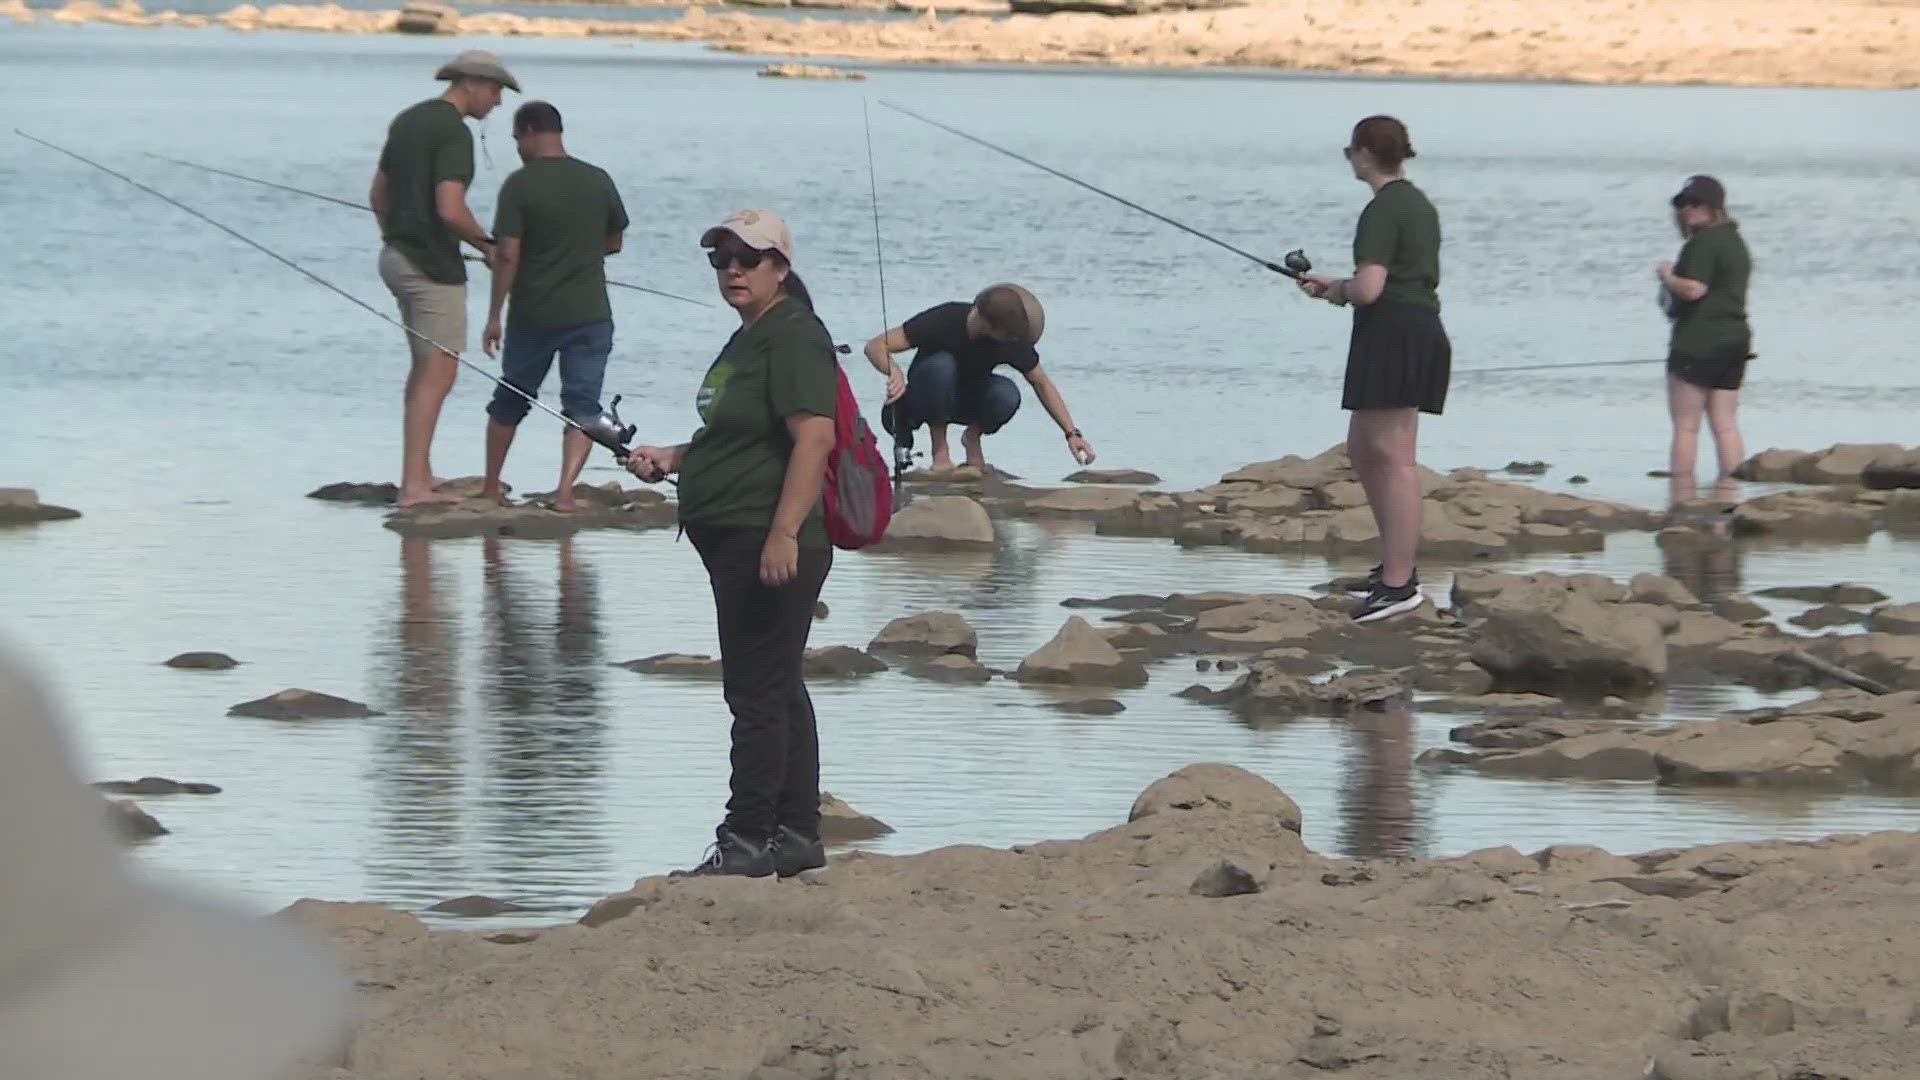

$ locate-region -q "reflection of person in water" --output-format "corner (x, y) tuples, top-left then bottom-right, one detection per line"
(1335, 701), (1421, 859)
(1660, 519), (1744, 606)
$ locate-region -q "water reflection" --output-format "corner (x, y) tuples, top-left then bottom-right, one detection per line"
(1659, 514), (1745, 604)
(366, 536), (468, 901)
(1335, 703), (1424, 859)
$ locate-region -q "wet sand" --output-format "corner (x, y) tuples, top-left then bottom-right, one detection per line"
(9, 0), (1919, 88)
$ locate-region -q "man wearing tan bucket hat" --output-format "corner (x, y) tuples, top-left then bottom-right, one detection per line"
(369, 49), (520, 508)
(0, 637), (352, 1077)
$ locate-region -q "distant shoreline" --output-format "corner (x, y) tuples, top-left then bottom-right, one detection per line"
(8, 0), (1918, 90)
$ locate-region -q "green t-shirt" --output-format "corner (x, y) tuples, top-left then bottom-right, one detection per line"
(676, 298), (840, 547)
(1352, 178), (1442, 311)
(1667, 222), (1752, 360)
(378, 98), (474, 286)
(492, 156), (630, 330)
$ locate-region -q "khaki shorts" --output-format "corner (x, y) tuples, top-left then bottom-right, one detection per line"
(378, 244), (466, 360)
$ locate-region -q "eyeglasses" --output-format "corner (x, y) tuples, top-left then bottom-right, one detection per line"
(706, 246), (769, 271)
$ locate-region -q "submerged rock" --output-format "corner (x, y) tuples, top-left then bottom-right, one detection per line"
(384, 492), (675, 539)
(758, 61), (866, 79)
(1756, 582), (1888, 605)
(903, 654), (994, 684)
(0, 487), (81, 525)
(308, 477), (497, 504)
(616, 653), (725, 678)
(1045, 696), (1126, 715)
(228, 688), (380, 719)
(106, 798), (167, 841)
(802, 646), (888, 678)
(818, 792), (893, 841)
(93, 777), (222, 796)
(1064, 468), (1161, 485)
(425, 895), (530, 917)
(164, 651), (240, 669)
(1789, 604), (1869, 630)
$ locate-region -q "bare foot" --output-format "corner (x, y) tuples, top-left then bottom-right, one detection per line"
(929, 454), (956, 473)
(550, 499), (582, 513)
(962, 457), (989, 473)
(479, 484), (511, 507)
(398, 488), (464, 509)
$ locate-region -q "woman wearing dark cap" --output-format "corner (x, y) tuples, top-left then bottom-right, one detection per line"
(1296, 115), (1451, 625)
(1659, 174), (1752, 505)
(863, 283), (1095, 473)
(623, 208), (838, 879)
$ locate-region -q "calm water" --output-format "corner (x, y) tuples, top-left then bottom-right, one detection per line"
(4, 24), (1920, 922)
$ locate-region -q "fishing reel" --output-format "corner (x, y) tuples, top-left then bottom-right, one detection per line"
(1282, 249), (1312, 275)
(575, 394), (638, 460)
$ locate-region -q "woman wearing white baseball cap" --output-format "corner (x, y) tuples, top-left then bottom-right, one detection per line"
(624, 209), (841, 880)
(0, 638), (351, 1078)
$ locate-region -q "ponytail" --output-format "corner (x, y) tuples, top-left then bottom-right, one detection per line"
(783, 270), (815, 312)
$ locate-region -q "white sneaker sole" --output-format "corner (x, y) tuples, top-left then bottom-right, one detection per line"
(1353, 591), (1426, 624)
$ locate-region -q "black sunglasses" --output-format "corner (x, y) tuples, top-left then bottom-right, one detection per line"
(706, 246), (770, 270)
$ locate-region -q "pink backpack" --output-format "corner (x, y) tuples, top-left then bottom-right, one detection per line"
(823, 364), (893, 549)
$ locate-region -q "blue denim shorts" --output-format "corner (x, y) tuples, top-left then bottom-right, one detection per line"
(487, 319), (614, 426)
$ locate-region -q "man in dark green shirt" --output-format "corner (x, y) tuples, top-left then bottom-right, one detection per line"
(478, 101), (629, 512)
(370, 49), (519, 508)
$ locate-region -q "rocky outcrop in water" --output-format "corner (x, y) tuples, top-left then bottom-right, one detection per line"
(164, 651), (240, 669)
(228, 688), (381, 719)
(105, 797), (167, 841)
(818, 791), (892, 840)
(871, 495), (997, 550)
(383, 485), (676, 539)
(758, 61), (865, 78)
(869, 611), (979, 659)
(0, 487), (80, 525)
(94, 777), (222, 795)
(616, 653), (724, 677)
(1014, 616), (1149, 687)
(1733, 443), (1920, 487)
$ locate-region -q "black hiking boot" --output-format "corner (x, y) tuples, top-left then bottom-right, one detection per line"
(668, 828), (774, 879)
(770, 825), (826, 879)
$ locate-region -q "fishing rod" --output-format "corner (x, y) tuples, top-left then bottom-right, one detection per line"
(145, 153), (714, 309)
(21, 130), (643, 465)
(879, 100), (1313, 281)
(863, 98), (916, 494)
(1454, 357), (1665, 376)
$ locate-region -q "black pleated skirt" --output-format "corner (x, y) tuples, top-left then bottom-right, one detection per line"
(1342, 300), (1452, 415)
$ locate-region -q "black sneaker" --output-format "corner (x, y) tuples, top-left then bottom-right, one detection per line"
(770, 825), (826, 879)
(1344, 564), (1383, 593)
(668, 828), (774, 879)
(1351, 579), (1425, 624)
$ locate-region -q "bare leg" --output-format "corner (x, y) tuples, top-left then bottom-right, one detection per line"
(928, 423), (954, 472)
(481, 419), (517, 505)
(1666, 374), (1707, 505)
(960, 425), (988, 470)
(1350, 409), (1423, 587)
(1704, 387), (1745, 505)
(553, 429), (592, 512)
(400, 349), (462, 507)
(1346, 414), (1387, 548)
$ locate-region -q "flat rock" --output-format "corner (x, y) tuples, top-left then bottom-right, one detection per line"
(1712, 594), (1771, 623)
(1730, 447), (1810, 481)
(1862, 446), (1920, 489)
(164, 651), (240, 669)
(802, 646), (888, 678)
(1045, 696), (1126, 715)
(1021, 486), (1141, 515)
(1064, 468), (1160, 485)
(1129, 762), (1302, 834)
(617, 653), (724, 677)
(1731, 493), (1876, 540)
(308, 476), (496, 505)
(227, 688), (380, 719)
(1789, 604), (1869, 630)
(106, 798), (167, 841)
(873, 494), (996, 550)
(1869, 602), (1920, 634)
(1449, 716), (1617, 750)
(902, 654), (994, 683)
(0, 487), (81, 524)
(1014, 616), (1148, 687)
(384, 497), (675, 539)
(819, 791), (893, 841)
(1756, 583), (1888, 605)
(426, 895), (530, 917)
(1061, 593), (1168, 611)
(869, 611), (978, 659)
(93, 777), (221, 796)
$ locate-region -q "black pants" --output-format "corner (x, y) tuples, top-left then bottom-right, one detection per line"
(686, 523), (832, 842)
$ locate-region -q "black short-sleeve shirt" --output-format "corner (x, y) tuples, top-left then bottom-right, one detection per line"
(902, 301), (1039, 382)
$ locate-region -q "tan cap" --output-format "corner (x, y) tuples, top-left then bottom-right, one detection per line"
(700, 209), (794, 263)
(435, 49), (520, 93)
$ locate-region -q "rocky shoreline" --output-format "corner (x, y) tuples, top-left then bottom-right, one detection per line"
(281, 762), (1920, 1079)
(8, 0), (1917, 88)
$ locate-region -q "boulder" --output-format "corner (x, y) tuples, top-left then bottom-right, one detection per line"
(1502, 460), (1549, 475)
(1471, 591), (1667, 691)
(1862, 447), (1920, 489)
(394, 0), (457, 33)
(818, 792), (893, 841)
(869, 611), (978, 659)
(1015, 617), (1148, 687)
(1667, 611), (1747, 653)
(0, 487), (81, 525)
(227, 688), (380, 719)
(903, 654), (994, 684)
(1792, 442), (1906, 485)
(1629, 573), (1700, 609)
(93, 777), (221, 796)
(1472, 733), (1662, 780)
(164, 651), (239, 670)
(616, 653), (724, 677)
(1755, 583), (1888, 605)
(1046, 697), (1126, 715)
(1731, 493), (1876, 540)
(106, 798), (167, 841)
(1652, 719), (1850, 788)
(1712, 594), (1770, 623)
(874, 495), (996, 550)
(1870, 603), (1920, 634)
(1128, 762), (1302, 834)
(1064, 468), (1160, 485)
(802, 646), (888, 678)
(1730, 448), (1809, 481)
(1189, 860), (1262, 898)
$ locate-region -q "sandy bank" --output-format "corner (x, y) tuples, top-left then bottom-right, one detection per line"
(284, 762), (1920, 1079)
(9, 0), (1918, 88)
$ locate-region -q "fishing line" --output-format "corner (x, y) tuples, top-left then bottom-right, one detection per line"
(879, 100), (1309, 280)
(863, 98), (915, 490)
(1454, 357), (1666, 376)
(22, 130), (642, 464)
(145, 153), (714, 309)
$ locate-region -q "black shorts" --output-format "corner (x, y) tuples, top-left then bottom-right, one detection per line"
(1668, 348), (1752, 391)
(1342, 300), (1452, 415)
